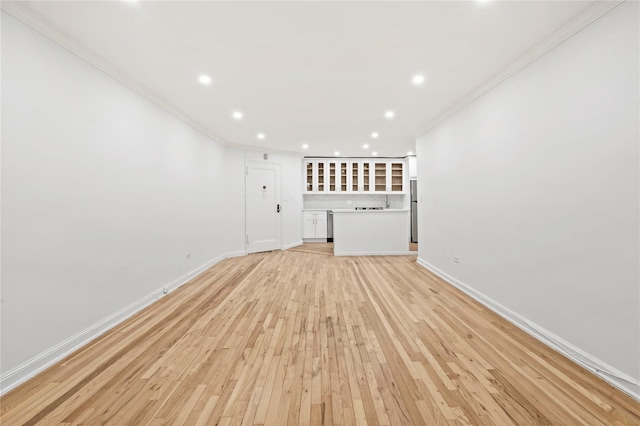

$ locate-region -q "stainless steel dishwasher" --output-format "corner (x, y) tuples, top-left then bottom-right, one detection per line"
(327, 210), (334, 242)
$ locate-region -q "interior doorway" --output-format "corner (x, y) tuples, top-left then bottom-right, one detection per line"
(245, 161), (282, 254)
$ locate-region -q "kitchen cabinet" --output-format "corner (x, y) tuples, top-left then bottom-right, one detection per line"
(362, 162), (371, 192)
(389, 161), (405, 192)
(326, 161), (348, 193)
(408, 156), (417, 179)
(349, 161), (368, 193)
(304, 160), (326, 193)
(350, 162), (360, 192)
(304, 160), (348, 193)
(304, 158), (406, 194)
(370, 161), (404, 193)
(303, 211), (327, 239)
(304, 160), (314, 192)
(373, 162), (387, 192)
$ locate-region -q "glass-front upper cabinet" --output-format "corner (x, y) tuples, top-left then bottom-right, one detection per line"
(304, 160), (327, 193)
(374, 162), (387, 192)
(351, 162), (359, 192)
(390, 162), (404, 192)
(305, 161), (314, 192)
(328, 162), (337, 192)
(304, 158), (406, 193)
(340, 163), (348, 192)
(325, 161), (348, 192)
(317, 162), (325, 192)
(363, 162), (371, 192)
(350, 161), (374, 192)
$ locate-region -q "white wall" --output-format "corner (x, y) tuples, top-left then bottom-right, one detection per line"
(1, 12), (230, 379)
(223, 147), (248, 255)
(417, 2), (639, 396)
(1, 11), (303, 392)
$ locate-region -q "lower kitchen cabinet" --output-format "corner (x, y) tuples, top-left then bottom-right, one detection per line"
(303, 211), (327, 239)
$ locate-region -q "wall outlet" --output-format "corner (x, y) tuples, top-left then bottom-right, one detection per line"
(186, 252), (191, 259)
(446, 252), (452, 261)
(162, 287), (168, 294)
(454, 256), (460, 264)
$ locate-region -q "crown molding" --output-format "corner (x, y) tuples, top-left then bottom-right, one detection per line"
(1, 2), (229, 148)
(2, 1), (623, 147)
(414, 0), (623, 140)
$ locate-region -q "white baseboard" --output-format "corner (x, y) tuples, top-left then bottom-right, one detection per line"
(302, 238), (327, 243)
(416, 257), (640, 401)
(283, 240), (304, 250)
(0, 252), (234, 396)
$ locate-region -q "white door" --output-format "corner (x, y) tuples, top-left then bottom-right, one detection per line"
(246, 162), (282, 253)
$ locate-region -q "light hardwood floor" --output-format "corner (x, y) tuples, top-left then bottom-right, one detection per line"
(288, 243), (335, 256)
(2, 250), (638, 425)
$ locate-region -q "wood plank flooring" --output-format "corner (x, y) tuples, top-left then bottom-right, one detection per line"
(2, 250), (639, 425)
(288, 243), (335, 256)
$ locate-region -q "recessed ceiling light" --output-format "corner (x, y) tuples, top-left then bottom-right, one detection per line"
(363, 144), (369, 149)
(198, 74), (212, 85)
(334, 151), (340, 156)
(232, 111), (243, 120)
(385, 111), (395, 119)
(412, 74), (425, 85)
(302, 144), (309, 149)
(257, 133), (265, 140)
(372, 151), (378, 156)
(371, 132), (379, 139)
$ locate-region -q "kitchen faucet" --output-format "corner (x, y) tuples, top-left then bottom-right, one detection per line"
(384, 195), (390, 209)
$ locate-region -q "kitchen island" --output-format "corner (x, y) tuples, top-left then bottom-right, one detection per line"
(332, 209), (410, 256)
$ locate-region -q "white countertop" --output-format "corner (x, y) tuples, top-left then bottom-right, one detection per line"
(332, 208), (409, 213)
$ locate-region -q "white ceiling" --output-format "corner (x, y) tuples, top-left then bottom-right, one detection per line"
(4, 0), (604, 157)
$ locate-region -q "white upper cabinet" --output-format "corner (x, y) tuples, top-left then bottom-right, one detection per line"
(348, 161), (372, 193)
(372, 161), (405, 193)
(389, 161), (405, 192)
(326, 161), (348, 193)
(373, 162), (387, 192)
(304, 158), (406, 194)
(303, 160), (326, 193)
(304, 160), (314, 193)
(408, 156), (417, 179)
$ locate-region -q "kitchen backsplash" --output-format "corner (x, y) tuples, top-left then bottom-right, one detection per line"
(303, 194), (406, 210)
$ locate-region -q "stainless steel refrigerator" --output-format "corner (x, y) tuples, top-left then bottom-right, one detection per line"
(410, 180), (418, 243)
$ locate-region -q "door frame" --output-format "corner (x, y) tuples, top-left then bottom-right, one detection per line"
(245, 160), (283, 254)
